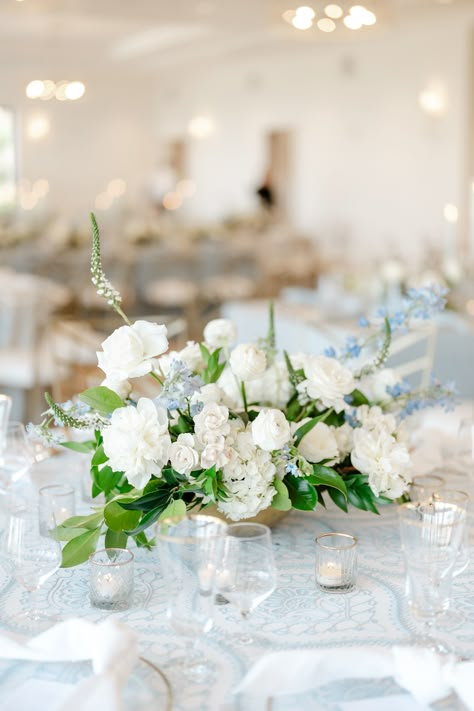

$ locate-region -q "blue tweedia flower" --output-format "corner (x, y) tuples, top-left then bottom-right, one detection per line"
(156, 359), (203, 412)
(358, 316), (370, 328)
(344, 394), (354, 404)
(388, 311), (406, 329)
(386, 382), (412, 398)
(285, 462), (299, 475)
(344, 408), (359, 428)
(324, 346), (337, 358)
(343, 336), (361, 359)
(399, 376), (457, 419)
(376, 307), (387, 318)
(190, 402), (204, 418)
(404, 284), (448, 320)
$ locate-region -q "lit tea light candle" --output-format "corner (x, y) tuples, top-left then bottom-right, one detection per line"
(97, 571), (124, 600)
(55, 506), (73, 525)
(316, 561), (343, 588)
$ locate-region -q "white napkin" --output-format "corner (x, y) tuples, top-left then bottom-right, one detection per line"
(0, 617), (138, 711)
(234, 646), (474, 710)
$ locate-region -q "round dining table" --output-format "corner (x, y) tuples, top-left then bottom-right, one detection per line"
(0, 406), (472, 711)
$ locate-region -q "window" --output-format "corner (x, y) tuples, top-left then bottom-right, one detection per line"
(0, 107), (16, 213)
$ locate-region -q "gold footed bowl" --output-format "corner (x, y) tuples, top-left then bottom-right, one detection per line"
(204, 505), (289, 528)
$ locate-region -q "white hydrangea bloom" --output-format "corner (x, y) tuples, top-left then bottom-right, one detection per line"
(102, 398), (170, 489)
(351, 425), (411, 499)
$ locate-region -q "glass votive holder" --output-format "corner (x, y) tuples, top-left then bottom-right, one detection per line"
(89, 548), (134, 610)
(409, 474), (446, 503)
(39, 483), (76, 534)
(315, 532), (358, 593)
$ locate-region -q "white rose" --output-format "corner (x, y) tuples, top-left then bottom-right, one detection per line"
(102, 398), (170, 489)
(217, 368), (262, 410)
(351, 426), (411, 499)
(252, 408), (291, 451)
(359, 368), (400, 403)
(200, 436), (232, 469)
(100, 376), (132, 401)
(203, 318), (237, 348)
(193, 402), (230, 436)
(298, 355), (354, 412)
(297, 421), (339, 464)
(333, 423), (353, 460)
(230, 344), (267, 382)
(169, 433), (200, 476)
(97, 320), (168, 380)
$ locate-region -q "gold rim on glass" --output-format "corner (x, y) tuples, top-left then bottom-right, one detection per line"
(155, 514), (228, 544)
(315, 532), (358, 549)
(89, 548), (134, 566)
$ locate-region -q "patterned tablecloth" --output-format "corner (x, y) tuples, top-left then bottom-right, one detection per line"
(0, 407), (473, 710)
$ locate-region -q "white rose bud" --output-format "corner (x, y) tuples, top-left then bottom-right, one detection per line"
(169, 433), (200, 476)
(230, 344), (267, 382)
(97, 320), (168, 380)
(252, 408), (291, 451)
(298, 421), (339, 464)
(203, 318), (237, 349)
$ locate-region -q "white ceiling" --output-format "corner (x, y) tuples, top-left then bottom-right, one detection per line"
(0, 0), (468, 72)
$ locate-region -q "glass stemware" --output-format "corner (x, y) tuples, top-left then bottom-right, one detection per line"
(0, 496), (62, 632)
(0, 421), (34, 491)
(155, 514), (228, 681)
(398, 500), (466, 655)
(0, 394), (12, 451)
(409, 474), (446, 503)
(217, 522), (277, 645)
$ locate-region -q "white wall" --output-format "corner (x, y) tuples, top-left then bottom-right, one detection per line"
(154, 9), (473, 266)
(0, 63), (156, 233)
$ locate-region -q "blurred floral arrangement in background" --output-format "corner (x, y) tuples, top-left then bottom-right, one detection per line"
(32, 215), (455, 567)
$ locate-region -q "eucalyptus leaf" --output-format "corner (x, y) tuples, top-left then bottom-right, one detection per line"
(79, 386), (124, 416)
(104, 500), (141, 532)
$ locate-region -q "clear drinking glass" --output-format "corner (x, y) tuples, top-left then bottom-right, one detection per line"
(409, 474), (446, 503)
(216, 523), (277, 645)
(89, 548), (134, 610)
(0, 497), (62, 632)
(315, 532), (358, 593)
(39, 483), (76, 533)
(155, 514), (228, 680)
(0, 394), (12, 451)
(398, 500), (466, 654)
(0, 421), (34, 491)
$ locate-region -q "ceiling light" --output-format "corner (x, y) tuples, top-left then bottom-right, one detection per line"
(324, 4), (343, 19)
(188, 115), (215, 138)
(291, 14), (313, 29)
(295, 5), (316, 20)
(26, 80), (44, 99)
(26, 114), (50, 140)
(419, 82), (447, 116)
(39, 80), (56, 100)
(282, 9), (296, 23)
(317, 18), (336, 31)
(443, 203), (458, 223)
(343, 14), (362, 29)
(64, 81), (85, 100)
(349, 5), (367, 19)
(55, 81), (69, 102)
(361, 10), (376, 25)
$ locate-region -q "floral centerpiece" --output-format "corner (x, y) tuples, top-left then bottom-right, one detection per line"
(35, 215), (454, 567)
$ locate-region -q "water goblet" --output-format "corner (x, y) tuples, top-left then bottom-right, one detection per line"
(216, 522), (277, 645)
(0, 421), (34, 491)
(155, 514), (228, 681)
(0, 496), (62, 632)
(398, 500), (466, 655)
(0, 394), (12, 450)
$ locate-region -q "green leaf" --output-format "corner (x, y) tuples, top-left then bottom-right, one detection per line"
(349, 389), (370, 407)
(347, 487), (368, 511)
(158, 499), (187, 521)
(60, 512), (104, 529)
(104, 500), (141, 532)
(271, 478), (292, 511)
(199, 343), (211, 365)
(105, 528), (128, 549)
(285, 475), (317, 511)
(60, 440), (95, 453)
(293, 410), (333, 447)
(97, 465), (123, 494)
(120, 488), (171, 512)
(91, 445), (108, 467)
(133, 531), (154, 550)
(55, 526), (89, 541)
(309, 465), (347, 498)
(126, 507), (164, 536)
(328, 487), (348, 513)
(79, 386), (124, 416)
(61, 527), (101, 568)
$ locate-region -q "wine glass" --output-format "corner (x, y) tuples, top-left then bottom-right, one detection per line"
(432, 489), (470, 629)
(398, 500), (466, 655)
(155, 514), (228, 681)
(217, 523), (277, 645)
(0, 394), (12, 451)
(0, 496), (62, 632)
(0, 421), (34, 491)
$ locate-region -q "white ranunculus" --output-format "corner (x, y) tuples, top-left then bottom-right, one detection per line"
(298, 355), (354, 413)
(169, 433), (200, 476)
(191, 383), (225, 407)
(351, 426), (411, 499)
(193, 402), (230, 437)
(178, 341), (205, 372)
(297, 421), (339, 464)
(252, 408), (291, 451)
(356, 405), (397, 434)
(102, 398), (171, 489)
(97, 320), (168, 380)
(230, 344), (267, 382)
(100, 376), (132, 401)
(203, 318), (237, 349)
(200, 436), (232, 470)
